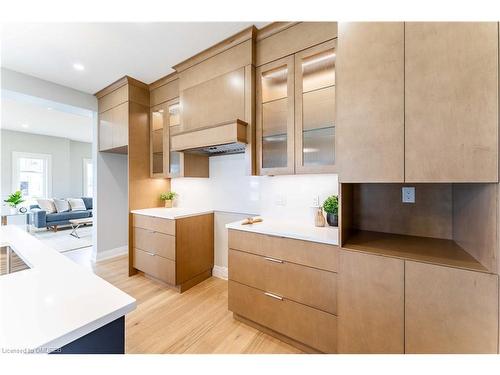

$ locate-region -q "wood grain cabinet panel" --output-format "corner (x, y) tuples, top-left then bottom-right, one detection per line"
(405, 261), (499, 353)
(133, 227), (176, 261)
(228, 249), (337, 314)
(229, 280), (337, 353)
(338, 249), (404, 353)
(405, 22), (499, 182)
(228, 229), (338, 272)
(98, 109), (114, 151)
(133, 248), (176, 285)
(132, 214), (175, 236)
(336, 22), (404, 182)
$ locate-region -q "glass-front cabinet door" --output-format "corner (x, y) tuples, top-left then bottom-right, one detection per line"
(150, 102), (167, 177)
(166, 98), (182, 178)
(256, 56), (295, 175)
(295, 39), (336, 173)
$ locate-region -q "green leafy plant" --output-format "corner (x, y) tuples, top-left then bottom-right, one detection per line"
(4, 191), (25, 208)
(160, 191), (177, 201)
(322, 195), (338, 215)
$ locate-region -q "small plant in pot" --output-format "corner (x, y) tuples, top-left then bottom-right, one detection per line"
(160, 192), (177, 208)
(4, 191), (25, 214)
(323, 195), (338, 227)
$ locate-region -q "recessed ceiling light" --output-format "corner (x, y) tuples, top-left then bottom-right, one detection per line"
(73, 63), (85, 71)
(21, 124), (29, 128)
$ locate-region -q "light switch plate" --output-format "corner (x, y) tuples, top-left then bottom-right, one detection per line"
(402, 187), (415, 203)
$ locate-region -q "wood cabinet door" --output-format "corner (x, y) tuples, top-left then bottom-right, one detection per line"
(98, 109), (113, 151)
(295, 39), (337, 174)
(111, 101), (129, 149)
(338, 249), (405, 353)
(405, 261), (498, 353)
(336, 22), (404, 182)
(256, 56), (295, 175)
(405, 22), (498, 182)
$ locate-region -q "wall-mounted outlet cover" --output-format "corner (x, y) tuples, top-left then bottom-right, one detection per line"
(402, 187), (415, 203)
(312, 195), (320, 207)
(275, 194), (287, 206)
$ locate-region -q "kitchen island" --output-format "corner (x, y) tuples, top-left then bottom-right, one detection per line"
(0, 225), (136, 354)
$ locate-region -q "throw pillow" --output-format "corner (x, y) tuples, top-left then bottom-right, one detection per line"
(37, 198), (56, 214)
(68, 198), (86, 211)
(53, 198), (70, 213)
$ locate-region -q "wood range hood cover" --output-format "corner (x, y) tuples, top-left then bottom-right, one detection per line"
(170, 119), (248, 155)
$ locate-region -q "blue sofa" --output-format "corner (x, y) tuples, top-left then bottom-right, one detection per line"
(30, 197), (93, 231)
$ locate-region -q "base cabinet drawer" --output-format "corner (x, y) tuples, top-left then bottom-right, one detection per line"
(228, 229), (338, 272)
(228, 280), (337, 353)
(132, 214), (175, 235)
(133, 248), (175, 285)
(229, 249), (337, 314)
(133, 227), (176, 260)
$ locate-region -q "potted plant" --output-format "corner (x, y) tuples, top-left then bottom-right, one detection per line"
(160, 192), (177, 208)
(322, 195), (338, 227)
(4, 191), (25, 214)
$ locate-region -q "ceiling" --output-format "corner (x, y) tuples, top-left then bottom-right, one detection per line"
(1, 93), (93, 143)
(1, 22), (269, 94)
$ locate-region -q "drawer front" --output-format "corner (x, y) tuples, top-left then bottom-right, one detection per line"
(228, 280), (337, 353)
(133, 214), (175, 236)
(133, 248), (175, 284)
(133, 227), (176, 260)
(228, 229), (338, 272)
(229, 249), (337, 314)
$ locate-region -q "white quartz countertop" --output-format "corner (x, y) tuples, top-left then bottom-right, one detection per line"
(0, 225), (136, 353)
(226, 218), (339, 246)
(130, 207), (214, 220)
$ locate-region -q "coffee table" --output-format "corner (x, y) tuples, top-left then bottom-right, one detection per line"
(69, 217), (93, 238)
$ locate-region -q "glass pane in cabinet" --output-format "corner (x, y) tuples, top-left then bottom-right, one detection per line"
(262, 98), (288, 168)
(152, 152), (163, 174)
(170, 151), (181, 176)
(302, 86), (335, 166)
(169, 103), (180, 127)
(302, 49), (335, 93)
(262, 65), (288, 103)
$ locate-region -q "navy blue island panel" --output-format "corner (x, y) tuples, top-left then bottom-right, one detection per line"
(51, 316), (125, 354)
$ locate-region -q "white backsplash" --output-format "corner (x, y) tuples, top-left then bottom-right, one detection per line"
(171, 153), (338, 223)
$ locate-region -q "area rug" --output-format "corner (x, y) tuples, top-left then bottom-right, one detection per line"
(32, 225), (93, 253)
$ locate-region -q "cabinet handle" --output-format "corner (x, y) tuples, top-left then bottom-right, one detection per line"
(264, 257), (283, 264)
(147, 230), (156, 234)
(264, 292), (283, 301)
(145, 251), (155, 256)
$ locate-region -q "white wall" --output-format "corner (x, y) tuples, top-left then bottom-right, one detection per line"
(1, 129), (91, 199)
(171, 153), (339, 273)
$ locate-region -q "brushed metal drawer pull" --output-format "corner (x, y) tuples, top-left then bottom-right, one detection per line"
(147, 230), (156, 234)
(264, 292), (283, 301)
(264, 257), (283, 264)
(145, 251), (155, 256)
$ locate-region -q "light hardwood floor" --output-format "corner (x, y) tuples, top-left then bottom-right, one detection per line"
(93, 255), (302, 354)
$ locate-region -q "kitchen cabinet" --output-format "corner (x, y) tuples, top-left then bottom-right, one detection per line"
(150, 102), (167, 177)
(228, 229), (338, 353)
(405, 261), (498, 353)
(336, 22), (404, 182)
(256, 56), (295, 175)
(131, 212), (214, 292)
(295, 39), (336, 173)
(99, 102), (129, 153)
(338, 249), (405, 353)
(405, 22), (498, 182)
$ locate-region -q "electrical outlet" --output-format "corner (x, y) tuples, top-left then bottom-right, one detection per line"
(275, 194), (286, 206)
(312, 195), (320, 207)
(402, 187), (415, 203)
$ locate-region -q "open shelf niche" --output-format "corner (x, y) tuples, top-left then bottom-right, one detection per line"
(339, 183), (498, 273)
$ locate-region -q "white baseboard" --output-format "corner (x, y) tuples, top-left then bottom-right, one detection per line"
(96, 245), (128, 262)
(212, 265), (228, 280)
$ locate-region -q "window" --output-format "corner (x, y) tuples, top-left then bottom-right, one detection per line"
(12, 152), (52, 204)
(83, 158), (93, 197)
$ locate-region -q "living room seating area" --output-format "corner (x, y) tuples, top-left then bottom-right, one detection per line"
(30, 197), (93, 231)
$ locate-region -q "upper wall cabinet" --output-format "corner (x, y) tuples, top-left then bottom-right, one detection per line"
(336, 22), (404, 182)
(295, 40), (336, 174)
(256, 56), (295, 175)
(96, 77), (150, 154)
(149, 74), (209, 178)
(405, 22), (499, 182)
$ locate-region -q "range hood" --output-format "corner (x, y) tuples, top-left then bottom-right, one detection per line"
(170, 120), (248, 155)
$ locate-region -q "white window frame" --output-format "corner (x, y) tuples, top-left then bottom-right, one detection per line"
(82, 158), (93, 197)
(12, 151), (52, 202)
